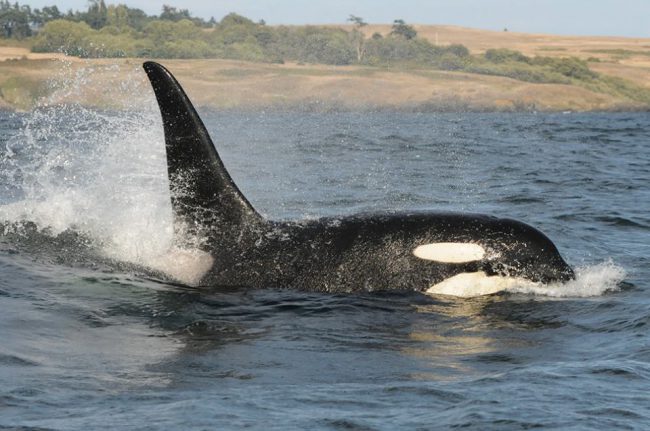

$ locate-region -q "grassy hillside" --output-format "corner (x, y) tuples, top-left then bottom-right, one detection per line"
(1, 25), (649, 112)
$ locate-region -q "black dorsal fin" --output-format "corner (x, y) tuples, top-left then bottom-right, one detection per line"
(143, 62), (263, 239)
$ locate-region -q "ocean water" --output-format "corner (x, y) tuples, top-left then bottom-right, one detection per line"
(0, 78), (648, 429)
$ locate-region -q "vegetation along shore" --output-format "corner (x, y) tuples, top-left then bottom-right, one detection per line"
(0, 1), (649, 111)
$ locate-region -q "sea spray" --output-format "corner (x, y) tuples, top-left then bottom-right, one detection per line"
(507, 260), (626, 298)
(0, 63), (201, 277)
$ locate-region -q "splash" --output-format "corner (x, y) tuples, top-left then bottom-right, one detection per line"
(0, 62), (212, 284)
(507, 260), (626, 298)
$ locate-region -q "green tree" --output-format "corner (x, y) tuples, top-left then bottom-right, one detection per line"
(144, 18), (202, 53)
(144, 19), (176, 45)
(106, 4), (129, 29)
(446, 44), (470, 58)
(84, 30), (137, 57)
(31, 5), (62, 26)
(0, 7), (31, 38)
(32, 19), (93, 56)
(82, 0), (107, 29)
(269, 26), (356, 65)
(390, 19), (416, 40)
(124, 7), (150, 31)
(347, 14), (367, 62)
(156, 39), (212, 58)
(485, 48), (529, 63)
(220, 12), (255, 26)
(213, 13), (257, 44)
(159, 5), (190, 21)
(303, 29), (355, 64)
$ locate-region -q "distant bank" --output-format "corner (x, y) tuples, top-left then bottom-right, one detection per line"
(0, 25), (649, 112)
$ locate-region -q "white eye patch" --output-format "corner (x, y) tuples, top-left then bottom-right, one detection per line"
(413, 242), (486, 263)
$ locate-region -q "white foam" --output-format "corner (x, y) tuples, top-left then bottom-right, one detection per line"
(145, 247), (214, 286)
(0, 63), (211, 285)
(507, 260), (626, 298)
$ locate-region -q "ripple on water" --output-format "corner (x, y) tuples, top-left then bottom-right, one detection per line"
(0, 109), (649, 430)
(0, 354), (39, 367)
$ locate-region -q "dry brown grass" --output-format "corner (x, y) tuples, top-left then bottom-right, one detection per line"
(0, 46), (71, 62)
(341, 24), (650, 88)
(0, 25), (649, 111)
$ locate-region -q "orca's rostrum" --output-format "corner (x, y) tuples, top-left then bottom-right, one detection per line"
(143, 61), (574, 296)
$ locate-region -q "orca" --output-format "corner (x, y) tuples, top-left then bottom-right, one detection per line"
(142, 61), (574, 296)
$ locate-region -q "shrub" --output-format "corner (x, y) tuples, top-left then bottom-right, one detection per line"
(268, 26), (355, 65)
(531, 56), (598, 80)
(485, 48), (529, 63)
(143, 19), (201, 46)
(32, 19), (93, 56)
(155, 39), (213, 59)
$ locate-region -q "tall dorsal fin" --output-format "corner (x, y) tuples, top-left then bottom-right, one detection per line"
(143, 62), (263, 239)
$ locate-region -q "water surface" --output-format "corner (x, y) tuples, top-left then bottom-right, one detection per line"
(0, 105), (648, 429)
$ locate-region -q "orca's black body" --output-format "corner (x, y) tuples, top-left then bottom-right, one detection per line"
(143, 61), (574, 293)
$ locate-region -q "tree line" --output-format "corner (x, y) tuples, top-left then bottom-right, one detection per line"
(0, 0), (213, 39)
(0, 1), (602, 88)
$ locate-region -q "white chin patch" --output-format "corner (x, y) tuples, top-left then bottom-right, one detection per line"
(425, 271), (533, 298)
(413, 242), (486, 263)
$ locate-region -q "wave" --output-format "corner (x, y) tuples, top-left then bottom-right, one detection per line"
(507, 260), (627, 298)
(0, 65), (203, 281)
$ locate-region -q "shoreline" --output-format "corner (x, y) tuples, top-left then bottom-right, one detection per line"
(1, 23), (649, 113)
(0, 57), (646, 113)
(0, 57), (647, 113)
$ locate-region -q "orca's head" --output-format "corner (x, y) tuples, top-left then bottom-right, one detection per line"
(411, 215), (574, 294)
(480, 218), (575, 284)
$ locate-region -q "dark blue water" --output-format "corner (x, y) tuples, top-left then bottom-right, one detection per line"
(0, 105), (648, 429)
